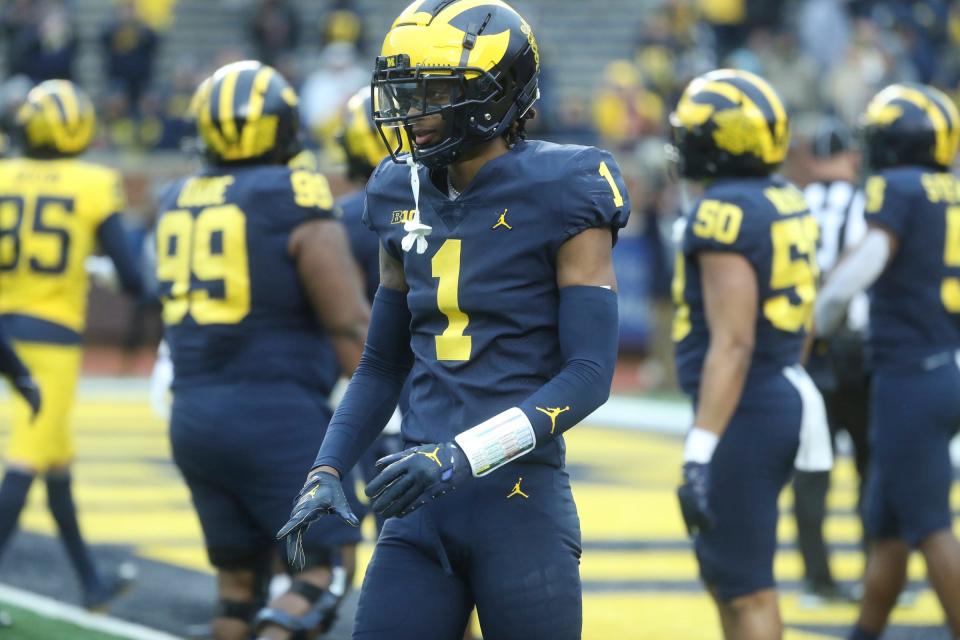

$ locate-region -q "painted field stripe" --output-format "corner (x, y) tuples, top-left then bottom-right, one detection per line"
(0, 583), (183, 640)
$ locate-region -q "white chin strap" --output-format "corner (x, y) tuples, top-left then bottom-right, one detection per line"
(401, 156), (432, 254)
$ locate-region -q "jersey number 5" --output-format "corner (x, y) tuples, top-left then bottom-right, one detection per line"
(765, 216), (819, 332)
(156, 205), (250, 325)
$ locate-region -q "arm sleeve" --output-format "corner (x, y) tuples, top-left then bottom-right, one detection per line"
(814, 227), (891, 336)
(516, 285), (619, 442)
(313, 286), (413, 474)
(97, 213), (144, 298)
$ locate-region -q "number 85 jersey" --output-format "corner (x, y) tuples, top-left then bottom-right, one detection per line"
(365, 140), (629, 465)
(155, 164), (340, 394)
(672, 176), (819, 395)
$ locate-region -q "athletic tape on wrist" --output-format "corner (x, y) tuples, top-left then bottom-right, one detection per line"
(683, 426), (719, 464)
(454, 407), (536, 477)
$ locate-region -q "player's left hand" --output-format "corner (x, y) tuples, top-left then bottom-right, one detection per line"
(12, 375), (41, 422)
(677, 461), (714, 537)
(366, 442), (471, 518)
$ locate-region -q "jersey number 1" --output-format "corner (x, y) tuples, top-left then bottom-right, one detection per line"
(432, 239), (472, 361)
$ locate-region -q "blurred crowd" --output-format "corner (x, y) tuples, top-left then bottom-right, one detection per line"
(0, 0), (370, 155)
(1, 0), (958, 384)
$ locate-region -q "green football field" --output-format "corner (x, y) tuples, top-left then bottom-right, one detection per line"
(0, 383), (955, 639)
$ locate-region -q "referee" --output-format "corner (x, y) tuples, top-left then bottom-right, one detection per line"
(794, 117), (869, 605)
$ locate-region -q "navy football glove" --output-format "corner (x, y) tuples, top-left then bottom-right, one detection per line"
(365, 442), (471, 519)
(12, 375), (40, 422)
(277, 471), (359, 568)
(677, 461), (714, 537)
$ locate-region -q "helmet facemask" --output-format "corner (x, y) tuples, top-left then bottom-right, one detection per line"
(372, 53), (536, 169)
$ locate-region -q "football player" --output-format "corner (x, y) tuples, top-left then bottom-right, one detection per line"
(156, 61), (370, 640)
(814, 83), (960, 640)
(670, 70), (831, 639)
(277, 1), (629, 638)
(0, 79), (143, 610)
(793, 117), (868, 605)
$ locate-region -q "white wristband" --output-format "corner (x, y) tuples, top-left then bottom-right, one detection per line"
(683, 426), (719, 464)
(454, 407), (536, 477)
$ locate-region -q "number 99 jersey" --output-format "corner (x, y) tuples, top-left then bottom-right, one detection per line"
(864, 167), (960, 367)
(155, 165), (339, 393)
(672, 176), (819, 394)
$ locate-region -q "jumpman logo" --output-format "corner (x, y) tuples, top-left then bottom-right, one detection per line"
(416, 446), (443, 467)
(536, 406), (570, 434)
(507, 477), (529, 499)
(492, 209), (512, 230)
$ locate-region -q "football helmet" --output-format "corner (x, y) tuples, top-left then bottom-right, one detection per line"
(192, 60), (301, 165)
(15, 80), (95, 158)
(372, 0), (540, 169)
(861, 83), (960, 170)
(337, 88), (402, 181)
(669, 69), (789, 179)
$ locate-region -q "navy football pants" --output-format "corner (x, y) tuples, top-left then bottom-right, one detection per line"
(171, 381), (362, 565)
(866, 355), (960, 546)
(352, 461), (582, 640)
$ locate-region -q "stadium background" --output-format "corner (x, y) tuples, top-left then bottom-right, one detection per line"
(0, 0), (958, 638)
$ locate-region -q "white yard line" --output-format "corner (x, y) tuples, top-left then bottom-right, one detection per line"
(0, 583), (183, 640)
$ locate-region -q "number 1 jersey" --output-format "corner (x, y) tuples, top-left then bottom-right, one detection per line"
(364, 139), (630, 467)
(0, 158), (125, 336)
(672, 176), (819, 395)
(156, 164), (340, 393)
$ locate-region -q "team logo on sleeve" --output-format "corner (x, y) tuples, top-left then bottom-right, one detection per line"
(492, 209), (513, 230)
(536, 406), (570, 434)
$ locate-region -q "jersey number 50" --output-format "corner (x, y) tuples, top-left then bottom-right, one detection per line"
(156, 205), (250, 325)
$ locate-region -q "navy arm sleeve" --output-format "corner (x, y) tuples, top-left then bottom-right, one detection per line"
(97, 213), (145, 298)
(313, 286), (413, 474)
(517, 285), (619, 442)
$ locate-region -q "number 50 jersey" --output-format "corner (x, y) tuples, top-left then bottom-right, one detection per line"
(156, 165), (340, 393)
(673, 177), (819, 394)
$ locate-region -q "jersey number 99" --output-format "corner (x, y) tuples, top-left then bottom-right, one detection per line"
(156, 205), (250, 325)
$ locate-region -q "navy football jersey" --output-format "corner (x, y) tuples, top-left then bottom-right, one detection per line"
(673, 177), (819, 394)
(364, 139), (629, 467)
(340, 189), (380, 302)
(156, 164), (340, 393)
(865, 166), (960, 367)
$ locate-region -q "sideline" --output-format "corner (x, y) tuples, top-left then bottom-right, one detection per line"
(0, 583), (184, 640)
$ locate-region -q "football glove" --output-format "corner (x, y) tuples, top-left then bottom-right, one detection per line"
(677, 461), (714, 537)
(276, 471), (359, 569)
(365, 442), (471, 519)
(12, 375), (41, 422)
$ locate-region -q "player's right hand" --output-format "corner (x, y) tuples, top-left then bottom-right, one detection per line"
(12, 375), (41, 422)
(677, 461), (714, 537)
(277, 470), (359, 568)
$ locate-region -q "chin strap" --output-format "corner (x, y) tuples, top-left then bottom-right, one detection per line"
(401, 156), (432, 254)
